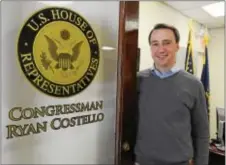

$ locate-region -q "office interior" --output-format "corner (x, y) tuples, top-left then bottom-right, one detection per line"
(1, 1), (225, 165)
(138, 1), (224, 164)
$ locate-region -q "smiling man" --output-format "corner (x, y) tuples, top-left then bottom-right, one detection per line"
(134, 23), (209, 165)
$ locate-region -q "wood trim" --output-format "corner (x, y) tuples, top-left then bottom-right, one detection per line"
(115, 2), (126, 165)
(115, 1), (139, 165)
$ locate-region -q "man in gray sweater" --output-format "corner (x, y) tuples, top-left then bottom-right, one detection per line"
(134, 23), (209, 165)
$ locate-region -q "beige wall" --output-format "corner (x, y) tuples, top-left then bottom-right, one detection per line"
(138, 1), (224, 139)
(208, 28), (225, 139)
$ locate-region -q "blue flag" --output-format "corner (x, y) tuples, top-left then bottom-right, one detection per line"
(201, 43), (210, 115)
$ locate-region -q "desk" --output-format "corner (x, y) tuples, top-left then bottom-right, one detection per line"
(209, 144), (225, 156)
(209, 144), (225, 165)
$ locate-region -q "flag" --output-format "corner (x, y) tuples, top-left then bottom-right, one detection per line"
(185, 23), (194, 74)
(201, 32), (210, 115)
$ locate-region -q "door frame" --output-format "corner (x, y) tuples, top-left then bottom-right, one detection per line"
(115, 1), (139, 164)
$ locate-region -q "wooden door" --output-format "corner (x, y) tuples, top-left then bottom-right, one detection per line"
(115, 1), (139, 165)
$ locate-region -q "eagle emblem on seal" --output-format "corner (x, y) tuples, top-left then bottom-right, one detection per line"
(42, 29), (83, 71)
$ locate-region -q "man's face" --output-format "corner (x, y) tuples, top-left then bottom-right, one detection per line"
(150, 28), (179, 68)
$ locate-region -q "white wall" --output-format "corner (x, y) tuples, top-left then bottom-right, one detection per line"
(138, 1), (224, 139)
(208, 28), (225, 139)
(1, 1), (119, 164)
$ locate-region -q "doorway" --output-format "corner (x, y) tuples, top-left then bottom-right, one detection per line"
(115, 1), (140, 165)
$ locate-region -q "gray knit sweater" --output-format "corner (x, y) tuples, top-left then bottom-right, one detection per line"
(135, 69), (209, 165)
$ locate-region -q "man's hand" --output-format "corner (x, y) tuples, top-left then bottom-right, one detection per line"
(189, 159), (193, 165)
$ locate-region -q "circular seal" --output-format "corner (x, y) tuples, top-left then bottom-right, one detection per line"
(17, 7), (100, 97)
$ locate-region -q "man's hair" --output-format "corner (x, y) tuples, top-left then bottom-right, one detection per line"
(148, 23), (180, 44)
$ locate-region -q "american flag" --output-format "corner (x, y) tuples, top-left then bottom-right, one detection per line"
(185, 30), (194, 74)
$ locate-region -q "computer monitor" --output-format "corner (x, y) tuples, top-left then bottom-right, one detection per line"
(216, 107), (225, 151)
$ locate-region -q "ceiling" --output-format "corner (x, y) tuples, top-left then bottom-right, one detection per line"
(163, 1), (224, 29)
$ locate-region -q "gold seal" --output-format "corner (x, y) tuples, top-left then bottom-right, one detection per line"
(17, 7), (100, 97)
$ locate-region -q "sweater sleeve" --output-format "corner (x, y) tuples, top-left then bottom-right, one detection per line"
(191, 82), (210, 165)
